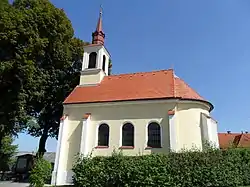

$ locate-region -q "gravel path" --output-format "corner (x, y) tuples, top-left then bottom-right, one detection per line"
(0, 182), (29, 187)
(0, 182), (52, 187)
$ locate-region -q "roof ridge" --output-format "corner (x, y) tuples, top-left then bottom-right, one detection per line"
(171, 69), (176, 97)
(218, 133), (242, 135)
(239, 133), (250, 142)
(174, 76), (204, 100)
(108, 69), (173, 77)
(233, 134), (242, 147)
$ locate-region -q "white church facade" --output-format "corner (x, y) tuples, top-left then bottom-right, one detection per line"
(51, 9), (219, 185)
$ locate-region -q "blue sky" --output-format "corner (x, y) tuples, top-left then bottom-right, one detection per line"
(15, 0), (250, 152)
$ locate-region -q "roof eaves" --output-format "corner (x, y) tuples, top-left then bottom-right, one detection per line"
(179, 98), (214, 112)
(63, 97), (180, 105)
(63, 97), (213, 110)
(63, 86), (79, 104)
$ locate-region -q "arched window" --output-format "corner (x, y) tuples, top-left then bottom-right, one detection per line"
(102, 55), (106, 72)
(147, 122), (161, 148)
(98, 124), (109, 146)
(88, 52), (97, 69)
(122, 123), (134, 146)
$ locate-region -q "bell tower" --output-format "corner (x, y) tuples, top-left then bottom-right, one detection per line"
(80, 7), (111, 86)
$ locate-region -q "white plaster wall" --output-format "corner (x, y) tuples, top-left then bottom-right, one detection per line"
(169, 114), (177, 151)
(62, 99), (211, 171)
(207, 117), (219, 148)
(79, 69), (105, 85)
(200, 113), (209, 147)
(58, 118), (69, 172)
(80, 44), (110, 85)
(82, 52), (89, 70)
(82, 45), (110, 74)
(51, 117), (68, 185)
(65, 119), (82, 170)
(200, 113), (219, 149)
(64, 100), (177, 170)
(175, 102), (210, 151)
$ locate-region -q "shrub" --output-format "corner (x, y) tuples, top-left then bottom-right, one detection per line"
(73, 148), (250, 187)
(0, 136), (18, 171)
(29, 156), (52, 187)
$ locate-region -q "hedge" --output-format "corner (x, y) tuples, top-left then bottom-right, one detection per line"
(72, 148), (250, 187)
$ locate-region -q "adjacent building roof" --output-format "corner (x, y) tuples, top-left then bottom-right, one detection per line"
(64, 69), (213, 109)
(15, 152), (56, 163)
(218, 133), (250, 149)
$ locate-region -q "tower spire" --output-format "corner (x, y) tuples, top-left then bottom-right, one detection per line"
(96, 5), (103, 32)
(92, 5), (105, 45)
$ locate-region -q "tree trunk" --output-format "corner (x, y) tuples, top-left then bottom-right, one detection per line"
(37, 128), (49, 157)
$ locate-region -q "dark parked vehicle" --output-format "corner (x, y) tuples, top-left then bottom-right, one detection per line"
(13, 154), (35, 181)
(0, 152), (55, 182)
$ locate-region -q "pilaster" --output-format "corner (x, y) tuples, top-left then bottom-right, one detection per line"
(51, 115), (69, 185)
(168, 110), (177, 152)
(82, 52), (89, 70)
(80, 113), (91, 156)
(201, 113), (219, 149)
(97, 48), (103, 69)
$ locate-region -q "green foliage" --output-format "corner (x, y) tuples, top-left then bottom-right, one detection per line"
(0, 0), (33, 153)
(0, 0), (9, 8)
(0, 0), (86, 154)
(0, 136), (18, 171)
(29, 156), (52, 187)
(108, 59), (112, 75)
(73, 148), (250, 187)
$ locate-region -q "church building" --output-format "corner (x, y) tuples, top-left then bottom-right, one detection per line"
(51, 9), (219, 185)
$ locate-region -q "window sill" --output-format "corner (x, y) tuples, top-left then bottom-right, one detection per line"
(95, 146), (109, 149)
(145, 146), (162, 149)
(119, 146), (134, 149)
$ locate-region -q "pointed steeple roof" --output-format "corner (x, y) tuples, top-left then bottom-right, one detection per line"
(92, 6), (105, 45)
(96, 6), (103, 32)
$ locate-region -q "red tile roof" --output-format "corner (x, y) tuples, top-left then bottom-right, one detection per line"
(238, 134), (250, 148)
(174, 77), (204, 100)
(218, 133), (250, 149)
(64, 69), (212, 109)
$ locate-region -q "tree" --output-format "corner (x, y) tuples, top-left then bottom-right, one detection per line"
(0, 0), (9, 7)
(27, 38), (86, 154)
(0, 0), (87, 156)
(0, 0), (35, 159)
(12, 0), (86, 155)
(108, 59), (112, 75)
(0, 136), (18, 179)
